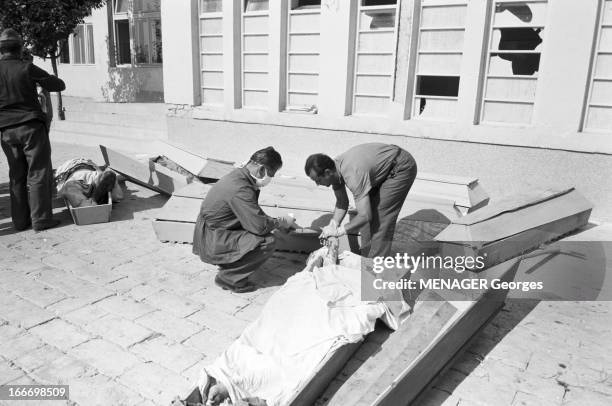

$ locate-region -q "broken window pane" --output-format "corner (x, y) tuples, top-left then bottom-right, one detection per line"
(361, 9), (396, 29)
(362, 0), (397, 6)
(290, 0), (320, 10)
(416, 76), (460, 97)
(491, 52), (540, 76)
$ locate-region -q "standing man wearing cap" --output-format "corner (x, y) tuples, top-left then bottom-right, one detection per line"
(304, 143), (418, 258)
(0, 28), (65, 231)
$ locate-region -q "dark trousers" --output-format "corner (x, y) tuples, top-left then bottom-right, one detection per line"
(217, 235), (276, 287)
(360, 149), (418, 258)
(0, 120), (54, 230)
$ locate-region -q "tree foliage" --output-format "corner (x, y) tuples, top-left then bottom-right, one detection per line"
(0, 0), (106, 59)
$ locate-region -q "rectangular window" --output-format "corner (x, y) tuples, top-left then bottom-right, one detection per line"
(115, 20), (131, 64)
(352, 0), (399, 116)
(71, 23), (95, 65)
(242, 0), (270, 109)
(199, 0), (224, 105)
(412, 0), (467, 121)
(584, 0), (612, 132)
(245, 0), (269, 12)
(480, 0), (548, 125)
(134, 17), (163, 64)
(112, 0), (162, 66)
(59, 39), (70, 64)
(286, 0), (321, 112)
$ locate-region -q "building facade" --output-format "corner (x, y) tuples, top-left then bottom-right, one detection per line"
(36, 0), (164, 102)
(162, 0), (612, 154)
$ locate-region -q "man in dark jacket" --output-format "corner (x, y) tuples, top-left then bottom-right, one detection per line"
(193, 147), (296, 293)
(0, 29), (66, 231)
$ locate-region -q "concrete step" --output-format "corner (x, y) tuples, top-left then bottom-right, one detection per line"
(52, 95), (167, 117)
(49, 128), (164, 156)
(58, 110), (166, 131)
(51, 120), (165, 140)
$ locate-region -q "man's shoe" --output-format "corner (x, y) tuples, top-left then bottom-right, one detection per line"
(33, 219), (60, 232)
(214, 275), (256, 293)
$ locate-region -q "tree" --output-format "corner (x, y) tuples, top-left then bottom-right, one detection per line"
(0, 0), (106, 120)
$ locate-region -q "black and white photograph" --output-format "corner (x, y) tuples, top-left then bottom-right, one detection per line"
(0, 0), (611, 405)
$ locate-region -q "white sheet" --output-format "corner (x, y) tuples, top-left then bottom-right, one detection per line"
(205, 259), (406, 406)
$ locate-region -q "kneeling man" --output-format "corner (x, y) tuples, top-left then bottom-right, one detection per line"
(305, 143), (417, 258)
(193, 147), (295, 293)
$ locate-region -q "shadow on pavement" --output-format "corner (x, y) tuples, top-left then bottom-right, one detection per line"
(109, 183), (168, 222)
(413, 300), (541, 406)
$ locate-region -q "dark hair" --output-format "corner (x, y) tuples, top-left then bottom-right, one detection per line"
(304, 153), (336, 177)
(250, 146), (283, 171)
(0, 42), (22, 55)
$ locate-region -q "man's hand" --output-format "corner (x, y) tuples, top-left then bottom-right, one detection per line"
(277, 215), (297, 232)
(319, 220), (346, 239)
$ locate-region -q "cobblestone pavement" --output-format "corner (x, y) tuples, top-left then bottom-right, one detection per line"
(0, 142), (611, 406)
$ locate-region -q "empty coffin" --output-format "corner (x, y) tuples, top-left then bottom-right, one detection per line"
(435, 187), (593, 269)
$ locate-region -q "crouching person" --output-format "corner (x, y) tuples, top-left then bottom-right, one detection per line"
(193, 147), (295, 293)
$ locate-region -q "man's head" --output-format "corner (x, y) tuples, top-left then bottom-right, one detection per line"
(0, 29), (23, 56)
(246, 146), (283, 186)
(304, 153), (339, 187)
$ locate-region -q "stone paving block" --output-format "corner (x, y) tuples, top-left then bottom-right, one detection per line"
(13, 344), (65, 373)
(0, 359), (24, 385)
(181, 361), (206, 383)
(511, 391), (558, 406)
(31, 354), (94, 385)
(69, 264), (127, 285)
(0, 321), (24, 342)
(182, 329), (229, 361)
(96, 295), (156, 320)
(45, 297), (97, 316)
(0, 333), (44, 360)
(143, 290), (201, 318)
(118, 362), (192, 405)
(41, 252), (91, 272)
(62, 304), (108, 326)
(187, 308), (249, 339)
(234, 302), (265, 322)
(68, 373), (146, 406)
(188, 288), (249, 316)
(126, 283), (161, 301)
(0, 293), (55, 329)
(149, 272), (208, 296)
(82, 314), (155, 348)
(111, 262), (171, 286)
(135, 310), (202, 343)
(562, 387), (612, 406)
(32, 268), (113, 304)
(129, 335), (204, 374)
(70, 339), (141, 377)
(28, 319), (91, 351)
(12, 280), (67, 309)
(452, 361), (519, 405)
(514, 371), (566, 404)
(106, 276), (148, 294)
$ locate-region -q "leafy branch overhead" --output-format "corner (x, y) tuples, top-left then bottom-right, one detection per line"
(0, 0), (106, 59)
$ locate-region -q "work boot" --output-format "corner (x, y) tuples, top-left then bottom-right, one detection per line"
(93, 169), (117, 204)
(33, 219), (60, 232)
(214, 275), (256, 293)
